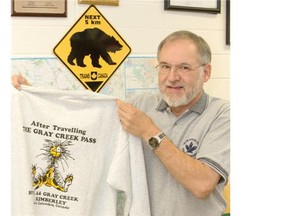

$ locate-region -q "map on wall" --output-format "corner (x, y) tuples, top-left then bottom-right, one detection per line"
(11, 56), (159, 100)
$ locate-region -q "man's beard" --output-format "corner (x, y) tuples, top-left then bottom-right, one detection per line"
(161, 77), (203, 108)
(162, 87), (200, 107)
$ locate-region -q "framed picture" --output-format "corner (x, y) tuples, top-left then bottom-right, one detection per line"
(226, 0), (230, 45)
(11, 0), (67, 17)
(164, 0), (221, 14)
(78, 0), (119, 6)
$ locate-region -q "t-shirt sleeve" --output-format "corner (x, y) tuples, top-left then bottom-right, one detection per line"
(197, 102), (230, 185)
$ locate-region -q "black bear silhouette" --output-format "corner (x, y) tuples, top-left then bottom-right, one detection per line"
(67, 28), (123, 68)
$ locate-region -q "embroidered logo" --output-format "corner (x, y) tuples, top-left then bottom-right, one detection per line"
(182, 138), (199, 157)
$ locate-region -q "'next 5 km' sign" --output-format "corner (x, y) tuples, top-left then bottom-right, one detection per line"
(54, 5), (131, 92)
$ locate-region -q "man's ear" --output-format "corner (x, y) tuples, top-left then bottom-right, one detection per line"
(203, 64), (211, 82)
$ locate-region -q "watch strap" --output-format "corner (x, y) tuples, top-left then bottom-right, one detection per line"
(157, 132), (166, 141)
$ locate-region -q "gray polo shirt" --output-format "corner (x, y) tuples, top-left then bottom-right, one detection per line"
(127, 92), (230, 216)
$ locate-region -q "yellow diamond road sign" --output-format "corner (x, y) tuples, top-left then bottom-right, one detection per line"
(54, 5), (131, 92)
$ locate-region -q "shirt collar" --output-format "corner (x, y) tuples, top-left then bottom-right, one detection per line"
(156, 92), (208, 115)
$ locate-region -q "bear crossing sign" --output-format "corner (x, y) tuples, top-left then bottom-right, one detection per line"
(54, 5), (131, 92)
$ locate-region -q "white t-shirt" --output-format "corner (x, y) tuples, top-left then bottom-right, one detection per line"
(11, 86), (150, 216)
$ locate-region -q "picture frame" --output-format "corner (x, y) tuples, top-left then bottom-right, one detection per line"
(164, 0), (221, 14)
(78, 0), (119, 6)
(11, 0), (67, 17)
(226, 0), (230, 45)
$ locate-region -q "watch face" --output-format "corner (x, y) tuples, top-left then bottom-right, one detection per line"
(149, 137), (159, 149)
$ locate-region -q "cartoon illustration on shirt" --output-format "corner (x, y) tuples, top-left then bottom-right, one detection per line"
(31, 139), (74, 192)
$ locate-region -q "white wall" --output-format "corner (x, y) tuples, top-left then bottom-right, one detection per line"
(11, 0), (230, 100)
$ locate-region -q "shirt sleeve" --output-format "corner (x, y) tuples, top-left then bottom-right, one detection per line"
(197, 101), (230, 185)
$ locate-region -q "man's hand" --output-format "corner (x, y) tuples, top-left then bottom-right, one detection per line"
(116, 99), (221, 198)
(116, 99), (160, 141)
(11, 74), (30, 90)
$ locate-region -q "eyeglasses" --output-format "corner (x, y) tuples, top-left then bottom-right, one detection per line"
(155, 63), (205, 74)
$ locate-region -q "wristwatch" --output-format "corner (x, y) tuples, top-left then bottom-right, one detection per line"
(148, 132), (166, 150)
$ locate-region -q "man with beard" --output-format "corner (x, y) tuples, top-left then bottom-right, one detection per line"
(116, 31), (230, 216)
(12, 30), (230, 216)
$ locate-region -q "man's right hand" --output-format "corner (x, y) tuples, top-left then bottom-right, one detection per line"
(11, 74), (31, 90)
